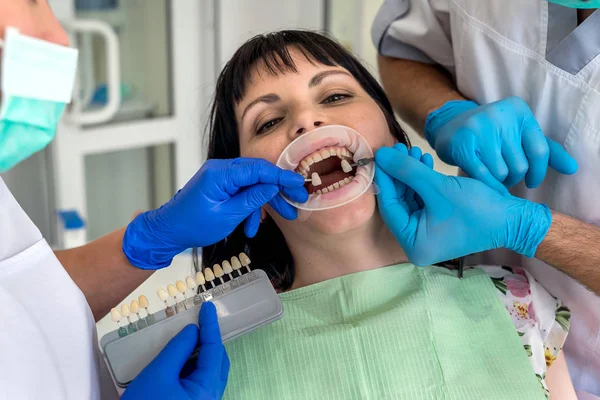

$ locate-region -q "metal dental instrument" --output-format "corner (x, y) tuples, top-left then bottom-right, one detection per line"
(350, 157), (375, 167)
(457, 257), (464, 279)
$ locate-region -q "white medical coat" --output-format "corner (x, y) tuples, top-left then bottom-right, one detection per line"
(0, 177), (116, 399)
(372, 0), (600, 396)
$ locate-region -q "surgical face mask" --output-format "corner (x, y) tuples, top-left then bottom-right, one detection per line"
(276, 125), (375, 211)
(0, 27), (78, 173)
(547, 0), (600, 7)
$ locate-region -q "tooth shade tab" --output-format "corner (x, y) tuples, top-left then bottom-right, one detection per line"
(213, 264), (224, 278)
(341, 159), (352, 173)
(195, 271), (206, 285)
(231, 257), (242, 271)
(138, 295), (149, 308)
(186, 276), (197, 289)
(167, 284), (178, 297)
(204, 267), (215, 281)
(157, 288), (168, 301)
(223, 260), (234, 274)
(120, 304), (130, 317)
(239, 252), (251, 267)
(176, 280), (188, 293)
(310, 172), (322, 186)
(111, 308), (121, 322)
(130, 300), (140, 313)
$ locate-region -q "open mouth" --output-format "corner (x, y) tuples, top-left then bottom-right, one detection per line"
(295, 146), (356, 195)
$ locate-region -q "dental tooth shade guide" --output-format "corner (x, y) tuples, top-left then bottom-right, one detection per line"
(100, 252), (283, 388)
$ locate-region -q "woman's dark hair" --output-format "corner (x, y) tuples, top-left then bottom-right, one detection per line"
(195, 30), (409, 291)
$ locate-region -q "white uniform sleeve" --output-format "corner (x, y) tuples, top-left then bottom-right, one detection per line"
(371, 0), (455, 74)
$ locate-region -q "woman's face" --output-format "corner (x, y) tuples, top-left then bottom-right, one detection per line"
(235, 47), (395, 235)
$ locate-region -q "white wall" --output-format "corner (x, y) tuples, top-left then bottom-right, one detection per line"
(217, 0), (325, 67)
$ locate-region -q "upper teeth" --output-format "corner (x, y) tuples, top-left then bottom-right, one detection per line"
(297, 147), (352, 177)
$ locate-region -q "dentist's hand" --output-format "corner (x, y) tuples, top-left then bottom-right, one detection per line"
(425, 97), (578, 193)
(122, 302), (229, 400)
(375, 144), (552, 266)
(123, 158), (308, 269)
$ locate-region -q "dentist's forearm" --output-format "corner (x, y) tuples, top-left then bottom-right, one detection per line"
(377, 55), (465, 135)
(535, 211), (600, 295)
(55, 227), (153, 321)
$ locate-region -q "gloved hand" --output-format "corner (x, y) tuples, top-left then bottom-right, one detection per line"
(425, 97), (578, 193)
(122, 302), (229, 400)
(374, 144), (552, 266)
(123, 158), (308, 269)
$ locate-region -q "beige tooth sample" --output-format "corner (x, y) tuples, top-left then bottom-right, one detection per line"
(110, 308), (122, 323)
(231, 256), (242, 276)
(239, 252), (252, 272)
(130, 300), (140, 314)
(176, 280), (188, 294)
(213, 264), (225, 284)
(157, 288), (169, 302)
(167, 284), (178, 298)
(204, 267), (215, 286)
(186, 276), (197, 291)
(195, 271), (207, 291)
(311, 172), (322, 186)
(341, 159), (352, 173)
(138, 295), (149, 309)
(223, 260), (234, 280)
(120, 303), (130, 318)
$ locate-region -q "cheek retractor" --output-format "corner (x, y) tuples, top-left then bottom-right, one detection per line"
(276, 125), (376, 211)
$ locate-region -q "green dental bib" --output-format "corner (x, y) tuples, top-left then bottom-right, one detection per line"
(223, 264), (545, 399)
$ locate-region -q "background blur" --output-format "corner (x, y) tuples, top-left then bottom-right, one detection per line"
(1, 0), (457, 249)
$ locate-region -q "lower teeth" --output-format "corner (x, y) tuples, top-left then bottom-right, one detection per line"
(315, 176), (353, 195)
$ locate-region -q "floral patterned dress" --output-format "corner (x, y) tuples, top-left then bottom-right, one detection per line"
(480, 265), (571, 398)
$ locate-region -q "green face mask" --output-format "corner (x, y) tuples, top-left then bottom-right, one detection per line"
(547, 0), (600, 8)
(0, 27), (78, 173)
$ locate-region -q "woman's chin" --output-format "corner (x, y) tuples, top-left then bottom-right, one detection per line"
(299, 193), (377, 235)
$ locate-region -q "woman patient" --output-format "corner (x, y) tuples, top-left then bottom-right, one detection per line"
(200, 30), (575, 399)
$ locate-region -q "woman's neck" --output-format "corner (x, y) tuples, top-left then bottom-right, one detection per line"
(286, 214), (408, 290)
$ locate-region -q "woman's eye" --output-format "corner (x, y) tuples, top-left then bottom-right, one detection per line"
(257, 118), (283, 135)
(322, 93), (351, 104)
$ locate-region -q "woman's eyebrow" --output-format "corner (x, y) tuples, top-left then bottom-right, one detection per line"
(308, 70), (352, 88)
(241, 93), (281, 120)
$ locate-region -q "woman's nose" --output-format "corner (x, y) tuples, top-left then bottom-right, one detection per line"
(296, 120), (324, 135)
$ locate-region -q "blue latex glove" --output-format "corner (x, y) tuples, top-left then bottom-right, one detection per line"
(374, 144), (553, 266)
(122, 302), (229, 400)
(425, 97), (578, 193)
(123, 158), (308, 269)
